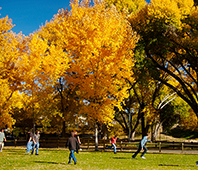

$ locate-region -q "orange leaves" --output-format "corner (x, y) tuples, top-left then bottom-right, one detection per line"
(0, 13), (22, 128)
(0, 0), (137, 128)
(0, 15), (14, 35)
(38, 0), (137, 124)
(0, 9), (71, 128)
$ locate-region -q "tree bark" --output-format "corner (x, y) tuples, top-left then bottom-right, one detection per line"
(95, 123), (98, 151)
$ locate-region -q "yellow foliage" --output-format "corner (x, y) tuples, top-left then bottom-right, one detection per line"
(147, 0), (194, 28)
(0, 8), (71, 128)
(128, 0), (194, 31)
(180, 109), (198, 130)
(0, 13), (20, 129)
(39, 0), (137, 124)
(128, 0), (198, 118)
(105, 0), (147, 14)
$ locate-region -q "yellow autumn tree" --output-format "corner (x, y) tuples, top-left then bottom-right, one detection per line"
(104, 0), (198, 136)
(0, 11), (24, 129)
(38, 0), (138, 126)
(15, 32), (71, 132)
(13, 88), (65, 133)
(128, 0), (198, 120)
(105, 0), (147, 14)
(0, 7), (71, 129)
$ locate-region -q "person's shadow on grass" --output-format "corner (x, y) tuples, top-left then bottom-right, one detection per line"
(111, 157), (131, 159)
(34, 161), (67, 165)
(4, 150), (26, 155)
(159, 163), (196, 167)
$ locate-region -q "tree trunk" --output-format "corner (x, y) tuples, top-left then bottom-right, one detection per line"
(131, 131), (136, 141)
(152, 122), (161, 141)
(141, 112), (146, 138)
(62, 121), (66, 137)
(95, 124), (98, 151)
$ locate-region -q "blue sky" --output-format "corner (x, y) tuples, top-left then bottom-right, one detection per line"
(0, 0), (71, 35)
(1, 0), (150, 36)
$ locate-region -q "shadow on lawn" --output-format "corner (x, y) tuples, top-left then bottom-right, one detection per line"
(111, 157), (131, 159)
(159, 164), (196, 167)
(5, 150), (26, 155)
(34, 161), (66, 165)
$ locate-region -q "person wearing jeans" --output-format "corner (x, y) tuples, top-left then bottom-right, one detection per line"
(111, 135), (118, 154)
(69, 150), (77, 163)
(132, 133), (151, 159)
(66, 132), (79, 165)
(26, 130), (36, 153)
(31, 131), (40, 155)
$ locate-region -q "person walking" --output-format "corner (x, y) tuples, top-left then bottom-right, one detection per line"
(26, 130), (36, 153)
(132, 133), (152, 159)
(31, 131), (40, 155)
(111, 135), (118, 154)
(0, 129), (6, 152)
(66, 132), (79, 165)
(74, 131), (81, 151)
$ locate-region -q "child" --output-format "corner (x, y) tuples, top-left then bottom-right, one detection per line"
(111, 135), (118, 154)
(132, 133), (151, 159)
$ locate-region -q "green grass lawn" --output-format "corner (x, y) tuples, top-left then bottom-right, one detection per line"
(0, 147), (198, 170)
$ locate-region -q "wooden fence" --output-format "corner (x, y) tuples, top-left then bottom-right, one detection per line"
(5, 138), (198, 153)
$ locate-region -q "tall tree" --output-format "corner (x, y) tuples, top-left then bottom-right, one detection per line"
(114, 51), (181, 140)
(128, 0), (198, 117)
(0, 9), (70, 129)
(38, 0), (137, 149)
(0, 12), (24, 129)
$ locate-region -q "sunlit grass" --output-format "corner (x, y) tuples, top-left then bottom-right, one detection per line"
(0, 147), (198, 170)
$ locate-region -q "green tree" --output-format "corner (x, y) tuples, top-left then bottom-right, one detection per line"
(128, 0), (198, 118)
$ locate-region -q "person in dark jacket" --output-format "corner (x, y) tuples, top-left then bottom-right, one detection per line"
(66, 132), (79, 165)
(132, 133), (152, 159)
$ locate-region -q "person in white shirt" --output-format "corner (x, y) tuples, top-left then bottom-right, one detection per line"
(0, 129), (6, 152)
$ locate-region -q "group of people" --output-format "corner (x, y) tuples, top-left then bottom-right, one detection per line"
(109, 133), (151, 159)
(25, 129), (82, 164)
(26, 130), (40, 155)
(0, 128), (152, 165)
(66, 132), (152, 165)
